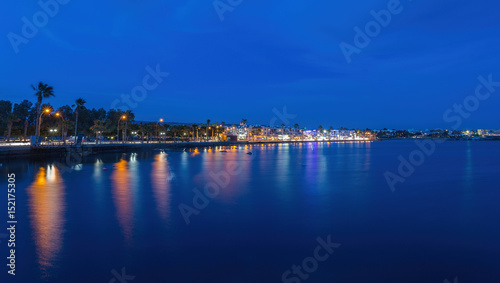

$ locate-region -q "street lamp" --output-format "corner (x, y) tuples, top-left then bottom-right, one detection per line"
(117, 115), (127, 143)
(38, 108), (52, 141)
(122, 116), (127, 143)
(157, 119), (164, 143)
(49, 128), (57, 141)
(55, 112), (66, 143)
(39, 108), (51, 125)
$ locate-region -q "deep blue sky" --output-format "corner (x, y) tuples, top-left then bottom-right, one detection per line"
(1, 0), (499, 129)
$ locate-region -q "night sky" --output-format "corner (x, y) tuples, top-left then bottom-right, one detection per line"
(1, 0), (499, 129)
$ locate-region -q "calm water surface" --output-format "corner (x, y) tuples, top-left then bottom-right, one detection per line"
(1, 141), (499, 282)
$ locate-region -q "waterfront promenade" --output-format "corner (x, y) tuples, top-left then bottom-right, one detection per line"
(0, 139), (373, 159)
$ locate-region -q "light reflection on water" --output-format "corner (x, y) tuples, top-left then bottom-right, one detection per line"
(151, 153), (172, 222)
(110, 158), (135, 244)
(28, 166), (66, 274)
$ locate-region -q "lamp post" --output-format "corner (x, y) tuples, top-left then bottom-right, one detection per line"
(117, 115), (126, 143)
(37, 108), (51, 143)
(158, 118), (164, 143)
(49, 129), (57, 143)
(39, 108), (50, 134)
(55, 112), (66, 144)
(122, 115), (127, 144)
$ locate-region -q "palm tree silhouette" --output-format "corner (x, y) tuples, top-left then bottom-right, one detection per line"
(206, 119), (211, 141)
(90, 120), (106, 144)
(32, 82), (54, 141)
(72, 98), (86, 137)
(6, 113), (20, 142)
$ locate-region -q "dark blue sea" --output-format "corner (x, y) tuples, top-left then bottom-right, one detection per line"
(1, 140), (499, 282)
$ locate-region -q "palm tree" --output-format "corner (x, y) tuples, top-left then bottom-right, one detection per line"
(72, 98), (86, 137)
(188, 124), (195, 141)
(294, 123), (299, 140)
(90, 120), (106, 144)
(185, 124), (193, 141)
(60, 119), (72, 144)
(172, 125), (180, 142)
(6, 113), (20, 142)
(157, 124), (166, 143)
(163, 124), (170, 142)
(144, 123), (155, 143)
(241, 119), (248, 140)
(211, 122), (218, 140)
(23, 119), (29, 142)
(32, 82), (54, 141)
(122, 110), (133, 143)
(137, 123), (145, 143)
(206, 119), (211, 141)
(193, 124), (199, 141)
(318, 125), (324, 140)
(182, 125), (191, 141)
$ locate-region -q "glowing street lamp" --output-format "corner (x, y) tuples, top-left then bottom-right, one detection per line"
(54, 112), (70, 143)
(38, 108), (52, 139)
(121, 116), (127, 143)
(49, 128), (58, 140)
(116, 115), (127, 142)
(40, 108), (51, 120)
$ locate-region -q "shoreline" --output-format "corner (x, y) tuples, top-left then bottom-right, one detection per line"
(0, 139), (372, 159)
(1, 137), (498, 159)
